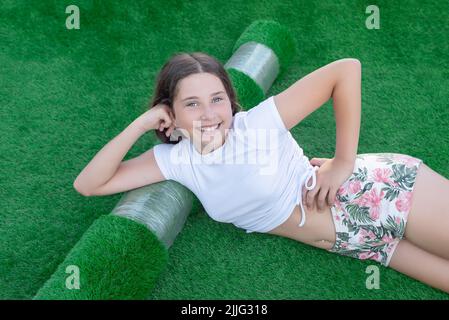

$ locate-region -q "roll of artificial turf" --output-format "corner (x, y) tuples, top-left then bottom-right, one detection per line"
(34, 214), (169, 299)
(225, 19), (297, 110)
(34, 19), (297, 300)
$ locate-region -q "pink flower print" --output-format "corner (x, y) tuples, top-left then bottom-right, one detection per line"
(348, 180), (362, 194)
(381, 235), (394, 244)
(341, 242), (348, 249)
(358, 252), (370, 260)
(370, 207), (381, 221)
(354, 192), (370, 207)
(338, 183), (348, 196)
(360, 228), (368, 237)
(360, 229), (376, 241)
(371, 252), (380, 261)
(357, 188), (384, 220)
(395, 216), (401, 225)
(395, 191), (413, 213)
(368, 230), (377, 240)
(372, 168), (393, 184)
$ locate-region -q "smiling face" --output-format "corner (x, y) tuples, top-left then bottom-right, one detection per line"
(172, 72), (233, 154)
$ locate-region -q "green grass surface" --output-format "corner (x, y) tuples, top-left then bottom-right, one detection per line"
(1, 0), (448, 299)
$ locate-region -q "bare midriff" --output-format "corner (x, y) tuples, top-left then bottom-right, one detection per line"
(266, 202), (337, 250)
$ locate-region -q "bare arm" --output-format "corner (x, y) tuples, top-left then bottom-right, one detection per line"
(273, 58), (361, 164)
(273, 58), (356, 130)
(73, 120), (147, 195)
(332, 60), (361, 164)
(73, 102), (177, 196)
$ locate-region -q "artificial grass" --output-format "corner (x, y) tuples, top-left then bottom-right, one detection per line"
(34, 214), (168, 300)
(1, 0), (448, 299)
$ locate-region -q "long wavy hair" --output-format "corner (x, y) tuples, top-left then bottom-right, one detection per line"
(149, 52), (243, 144)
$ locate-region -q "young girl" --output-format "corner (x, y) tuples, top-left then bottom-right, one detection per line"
(74, 52), (449, 294)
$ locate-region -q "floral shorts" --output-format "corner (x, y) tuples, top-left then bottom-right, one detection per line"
(328, 153), (423, 267)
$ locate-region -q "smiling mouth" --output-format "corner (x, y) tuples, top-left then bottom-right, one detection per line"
(200, 122), (222, 133)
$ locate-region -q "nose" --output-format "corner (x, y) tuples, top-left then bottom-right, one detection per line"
(200, 103), (217, 120)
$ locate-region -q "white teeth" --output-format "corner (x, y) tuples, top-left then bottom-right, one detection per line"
(201, 123), (220, 132)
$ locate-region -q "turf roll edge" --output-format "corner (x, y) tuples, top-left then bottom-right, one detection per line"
(33, 214), (168, 300)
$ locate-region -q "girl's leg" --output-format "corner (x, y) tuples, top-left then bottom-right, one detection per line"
(389, 239), (449, 293)
(404, 163), (449, 259)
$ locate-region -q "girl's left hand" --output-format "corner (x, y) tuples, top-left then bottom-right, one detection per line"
(304, 157), (355, 211)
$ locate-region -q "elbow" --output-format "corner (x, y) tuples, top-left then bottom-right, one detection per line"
(73, 180), (91, 197)
(335, 58), (361, 86)
(342, 58), (361, 72)
(340, 58), (361, 67)
(350, 58), (361, 67)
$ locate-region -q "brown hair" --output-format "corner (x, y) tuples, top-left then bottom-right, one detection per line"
(149, 52), (243, 144)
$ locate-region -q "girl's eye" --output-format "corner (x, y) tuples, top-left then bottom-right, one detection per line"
(187, 97), (223, 107)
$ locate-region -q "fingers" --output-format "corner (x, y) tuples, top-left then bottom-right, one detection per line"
(159, 109), (176, 137)
(304, 187), (317, 211)
(316, 187), (330, 211)
(327, 188), (337, 207)
(326, 193), (332, 207)
(304, 185), (332, 212)
(158, 119), (171, 133)
(166, 123), (176, 137)
(166, 110), (177, 137)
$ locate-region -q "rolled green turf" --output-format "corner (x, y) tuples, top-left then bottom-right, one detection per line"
(34, 215), (168, 300)
(226, 19), (297, 109)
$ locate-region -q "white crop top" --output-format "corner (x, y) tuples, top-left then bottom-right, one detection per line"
(153, 96), (319, 234)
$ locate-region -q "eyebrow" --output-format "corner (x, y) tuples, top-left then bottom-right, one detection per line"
(181, 91), (225, 102)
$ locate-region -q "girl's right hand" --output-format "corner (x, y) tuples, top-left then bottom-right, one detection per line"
(134, 103), (176, 137)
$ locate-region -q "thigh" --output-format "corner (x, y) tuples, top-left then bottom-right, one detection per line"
(404, 162), (449, 255)
(389, 239), (449, 293)
(267, 204), (336, 250)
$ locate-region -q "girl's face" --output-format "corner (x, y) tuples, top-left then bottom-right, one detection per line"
(172, 72), (233, 154)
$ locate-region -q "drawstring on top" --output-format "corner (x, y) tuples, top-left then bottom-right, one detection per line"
(295, 163), (320, 227)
